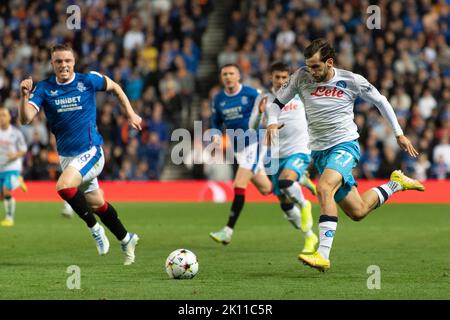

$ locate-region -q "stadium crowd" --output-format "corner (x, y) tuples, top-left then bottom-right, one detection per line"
(0, 0), (449, 182)
(198, 0), (450, 181)
(0, 0), (212, 180)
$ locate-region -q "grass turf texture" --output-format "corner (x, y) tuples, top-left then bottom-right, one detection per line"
(0, 202), (449, 299)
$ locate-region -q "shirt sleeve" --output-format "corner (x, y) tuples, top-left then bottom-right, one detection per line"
(274, 71), (300, 105)
(354, 73), (404, 137)
(28, 82), (45, 112)
(87, 71), (107, 91)
(210, 96), (222, 131)
(249, 93), (264, 129)
(266, 101), (281, 127)
(15, 129), (27, 153)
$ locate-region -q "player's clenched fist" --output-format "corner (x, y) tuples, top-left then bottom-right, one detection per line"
(20, 77), (33, 96)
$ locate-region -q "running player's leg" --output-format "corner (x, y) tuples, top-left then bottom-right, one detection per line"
(56, 146), (104, 228)
(56, 166), (97, 228)
(2, 187), (15, 226)
(299, 141), (360, 271)
(56, 146), (113, 257)
(210, 142), (261, 244)
(299, 169), (341, 271)
(338, 170), (425, 220)
(1, 173), (21, 226)
(278, 168), (316, 242)
(278, 169), (308, 209)
(251, 170), (272, 195)
(61, 201), (74, 218)
(210, 167), (253, 245)
(85, 187), (138, 265)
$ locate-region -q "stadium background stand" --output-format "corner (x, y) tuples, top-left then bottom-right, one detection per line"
(0, 0), (448, 183)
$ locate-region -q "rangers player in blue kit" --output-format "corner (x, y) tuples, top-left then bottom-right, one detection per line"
(19, 44), (142, 265)
(209, 64), (272, 244)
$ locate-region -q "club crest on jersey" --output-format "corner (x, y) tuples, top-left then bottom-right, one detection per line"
(241, 96), (248, 105)
(77, 82), (87, 92)
(281, 76), (291, 89)
(336, 80), (347, 88)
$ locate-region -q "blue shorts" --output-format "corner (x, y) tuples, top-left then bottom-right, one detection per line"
(311, 140), (360, 202)
(0, 171), (21, 192)
(270, 153), (311, 196)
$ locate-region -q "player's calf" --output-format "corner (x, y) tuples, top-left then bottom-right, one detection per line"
(278, 179), (307, 208)
(280, 202), (301, 229)
(94, 202), (138, 264)
(94, 202), (128, 241)
(57, 187), (97, 227)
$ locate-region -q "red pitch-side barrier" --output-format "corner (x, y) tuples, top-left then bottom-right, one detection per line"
(12, 180), (450, 203)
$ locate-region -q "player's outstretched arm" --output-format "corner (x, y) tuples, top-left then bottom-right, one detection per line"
(355, 73), (418, 158)
(104, 76), (142, 131)
(249, 95), (267, 130)
(396, 135), (419, 158)
(265, 122), (284, 146)
(19, 77), (38, 125)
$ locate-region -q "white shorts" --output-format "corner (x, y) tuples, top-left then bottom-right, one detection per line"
(59, 146), (105, 193)
(235, 143), (266, 173)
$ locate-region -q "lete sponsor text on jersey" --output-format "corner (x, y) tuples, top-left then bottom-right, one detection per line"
(310, 86), (344, 97)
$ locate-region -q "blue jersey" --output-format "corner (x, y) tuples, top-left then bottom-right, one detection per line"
(211, 85), (260, 149)
(29, 72), (106, 156)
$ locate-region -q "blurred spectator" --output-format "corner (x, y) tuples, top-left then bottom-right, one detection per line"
(433, 135), (450, 175)
(1, 0), (211, 181)
(360, 146), (381, 179)
(202, 0), (450, 181)
(415, 153), (431, 181)
(377, 146), (402, 179)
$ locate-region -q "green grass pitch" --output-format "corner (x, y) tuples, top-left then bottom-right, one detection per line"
(0, 202), (449, 299)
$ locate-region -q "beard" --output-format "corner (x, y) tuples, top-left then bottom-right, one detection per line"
(312, 64), (332, 82)
(313, 70), (328, 82)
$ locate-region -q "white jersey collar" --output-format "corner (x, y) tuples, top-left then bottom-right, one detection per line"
(224, 84), (242, 97)
(56, 73), (76, 85)
(319, 68), (337, 84)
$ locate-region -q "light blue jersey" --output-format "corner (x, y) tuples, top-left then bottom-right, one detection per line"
(211, 85), (260, 151)
(29, 72), (106, 156)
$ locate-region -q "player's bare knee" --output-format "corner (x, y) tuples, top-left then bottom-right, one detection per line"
(56, 180), (74, 191)
(344, 206), (365, 221)
(316, 182), (333, 200)
(349, 213), (364, 221)
(259, 187), (271, 195)
(89, 203), (102, 211)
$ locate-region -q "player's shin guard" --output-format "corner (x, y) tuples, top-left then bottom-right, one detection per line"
(95, 202), (128, 241)
(278, 179), (306, 208)
(4, 195), (15, 220)
(57, 188), (97, 227)
(317, 215), (338, 260)
(226, 187), (246, 229)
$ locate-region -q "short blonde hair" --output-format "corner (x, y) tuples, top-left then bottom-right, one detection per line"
(50, 43), (75, 55)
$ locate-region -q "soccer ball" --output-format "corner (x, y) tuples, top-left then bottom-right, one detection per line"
(165, 249), (199, 279)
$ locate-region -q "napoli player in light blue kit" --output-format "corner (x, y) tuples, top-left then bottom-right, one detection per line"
(255, 62), (319, 254)
(209, 64), (272, 245)
(19, 44), (142, 265)
(267, 39), (424, 271)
